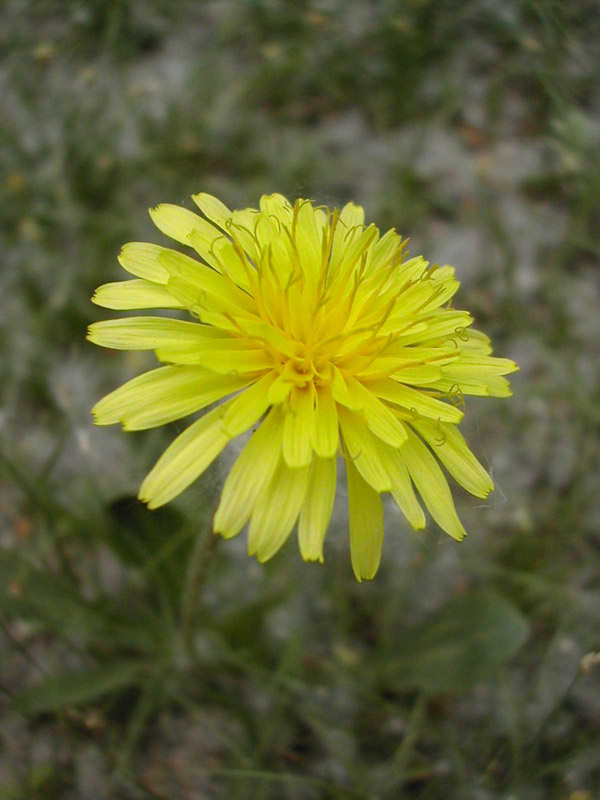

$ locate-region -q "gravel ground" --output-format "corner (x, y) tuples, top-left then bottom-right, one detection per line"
(1, 2), (600, 798)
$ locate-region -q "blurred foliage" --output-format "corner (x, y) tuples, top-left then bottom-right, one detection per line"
(1, 0), (600, 798)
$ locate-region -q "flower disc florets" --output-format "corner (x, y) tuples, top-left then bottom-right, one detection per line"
(88, 193), (518, 581)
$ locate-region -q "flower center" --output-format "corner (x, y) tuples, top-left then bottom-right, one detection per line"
(282, 356), (315, 387)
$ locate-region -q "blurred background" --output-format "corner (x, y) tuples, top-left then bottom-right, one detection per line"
(2, 1), (600, 798)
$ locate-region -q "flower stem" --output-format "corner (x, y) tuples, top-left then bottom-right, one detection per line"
(181, 525), (218, 658)
(381, 690), (428, 793)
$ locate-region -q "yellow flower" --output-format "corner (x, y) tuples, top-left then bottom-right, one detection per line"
(88, 193), (518, 581)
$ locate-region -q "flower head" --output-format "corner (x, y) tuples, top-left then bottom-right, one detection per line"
(88, 193), (517, 580)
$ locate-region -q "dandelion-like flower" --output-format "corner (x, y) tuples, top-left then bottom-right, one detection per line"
(88, 193), (517, 580)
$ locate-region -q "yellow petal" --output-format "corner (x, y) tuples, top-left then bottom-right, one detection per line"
(337, 224), (378, 278)
(376, 345), (460, 366)
(345, 454), (384, 582)
(157, 344), (273, 374)
(295, 200), (321, 279)
(442, 355), (519, 377)
(367, 379), (463, 424)
(339, 201), (365, 228)
(259, 193), (293, 224)
(338, 406), (391, 492)
(158, 250), (256, 314)
(254, 214), (293, 278)
(331, 365), (362, 410)
(237, 317), (299, 358)
(92, 280), (185, 310)
(433, 374), (513, 398)
(220, 371), (276, 437)
(248, 459), (310, 562)
(456, 328), (492, 354)
(358, 358), (443, 383)
(330, 202), (365, 270)
(375, 440), (426, 530)
(393, 255), (430, 285)
(187, 229), (252, 282)
(138, 402), (231, 509)
(313, 207), (327, 238)
(153, 335), (251, 363)
(117, 242), (170, 283)
(345, 377), (407, 447)
(381, 279), (460, 332)
(411, 420), (493, 498)
(390, 365), (442, 385)
(283, 385), (315, 467)
(400, 428), (466, 541)
(268, 374), (294, 405)
(298, 456), (336, 562)
(365, 227), (402, 274)
(214, 407), (284, 538)
(87, 317), (224, 351)
(191, 192), (233, 230)
(93, 366), (249, 430)
(393, 310), (473, 347)
(149, 203), (221, 250)
(312, 385), (338, 458)
(484, 376), (513, 397)
(228, 209), (260, 264)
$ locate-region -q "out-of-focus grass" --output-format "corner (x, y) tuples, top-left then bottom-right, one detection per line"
(1, 1), (600, 798)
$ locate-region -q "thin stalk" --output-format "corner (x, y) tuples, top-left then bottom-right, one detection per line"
(380, 690), (429, 796)
(181, 525), (219, 657)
